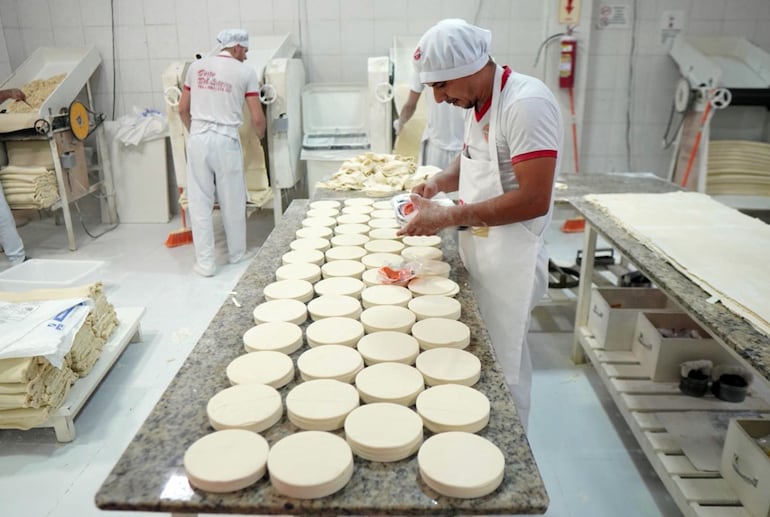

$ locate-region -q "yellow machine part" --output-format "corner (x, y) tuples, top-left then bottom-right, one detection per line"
(68, 100), (90, 141)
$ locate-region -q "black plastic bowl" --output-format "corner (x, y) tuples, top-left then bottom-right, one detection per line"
(711, 374), (748, 403)
(679, 370), (709, 397)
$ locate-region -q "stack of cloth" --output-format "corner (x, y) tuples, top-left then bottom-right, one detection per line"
(707, 140), (770, 197)
(0, 282), (119, 430)
(0, 140), (59, 209)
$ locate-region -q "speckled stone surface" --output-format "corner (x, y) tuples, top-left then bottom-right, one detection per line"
(95, 197), (548, 515)
(555, 172), (676, 201)
(563, 175), (770, 383)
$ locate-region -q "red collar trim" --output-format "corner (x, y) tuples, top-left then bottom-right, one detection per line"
(475, 66), (511, 122)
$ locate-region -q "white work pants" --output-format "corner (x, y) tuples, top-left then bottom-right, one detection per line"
(186, 131), (247, 274)
(0, 186), (24, 265)
(421, 140), (460, 171)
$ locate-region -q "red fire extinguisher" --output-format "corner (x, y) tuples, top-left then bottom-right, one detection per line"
(559, 34), (577, 89)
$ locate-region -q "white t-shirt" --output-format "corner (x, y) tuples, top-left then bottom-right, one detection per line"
(184, 51), (260, 138)
(411, 75), (464, 152)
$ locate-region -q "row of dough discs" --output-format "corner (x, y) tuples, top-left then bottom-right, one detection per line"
(184, 198), (504, 500)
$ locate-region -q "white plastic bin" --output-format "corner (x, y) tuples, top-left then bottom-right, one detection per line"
(0, 259), (105, 291)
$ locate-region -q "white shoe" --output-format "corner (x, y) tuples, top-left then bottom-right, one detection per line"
(193, 263), (215, 277)
(229, 250), (255, 265)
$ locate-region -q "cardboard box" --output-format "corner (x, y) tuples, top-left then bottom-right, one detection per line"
(587, 287), (680, 350)
(631, 312), (737, 382)
(721, 419), (770, 517)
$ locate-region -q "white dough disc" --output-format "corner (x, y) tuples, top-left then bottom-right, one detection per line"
(360, 305), (416, 333)
(411, 318), (470, 350)
(336, 213), (370, 225)
(344, 197), (375, 206)
(417, 432), (504, 499)
(321, 259), (366, 279)
(309, 199), (341, 210)
(408, 276), (459, 297)
(361, 268), (387, 286)
(286, 379), (360, 431)
(356, 331), (420, 365)
(402, 246), (443, 262)
(253, 298), (308, 325)
(306, 207), (339, 218)
(275, 262), (322, 283)
(297, 344), (364, 383)
(414, 348), (481, 386)
(207, 383), (283, 432)
(226, 351), (295, 388)
(268, 431), (354, 499)
(335, 223), (371, 235)
(361, 284), (413, 308)
(364, 239), (405, 254)
(281, 249), (324, 266)
(369, 208), (397, 219)
(307, 294), (362, 321)
(325, 245), (367, 262)
(416, 384), (490, 433)
(420, 260), (451, 278)
(296, 225), (333, 239)
(402, 235), (442, 247)
(301, 216), (337, 228)
(368, 227), (400, 240)
(354, 362), (424, 405)
(342, 205), (374, 215)
(184, 429), (269, 493)
(344, 403), (423, 462)
(372, 199), (394, 210)
(263, 279), (315, 303)
(368, 218), (400, 229)
(290, 237), (331, 252)
(243, 321), (303, 354)
(408, 295), (461, 320)
(314, 276), (365, 298)
(361, 252), (404, 270)
(306, 317), (364, 347)
(330, 233), (370, 247)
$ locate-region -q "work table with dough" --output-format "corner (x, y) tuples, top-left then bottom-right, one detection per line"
(95, 198), (547, 515)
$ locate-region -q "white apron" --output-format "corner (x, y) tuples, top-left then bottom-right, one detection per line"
(458, 66), (544, 426)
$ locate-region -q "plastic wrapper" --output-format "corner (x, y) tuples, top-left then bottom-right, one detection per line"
(391, 192), (455, 225)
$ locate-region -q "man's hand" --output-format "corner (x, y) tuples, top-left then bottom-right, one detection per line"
(397, 194), (457, 236)
(411, 177), (440, 199)
(393, 119), (402, 136)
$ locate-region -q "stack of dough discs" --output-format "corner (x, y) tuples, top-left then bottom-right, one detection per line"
(290, 237), (331, 252)
(184, 429), (269, 493)
(402, 235), (442, 247)
(368, 218), (400, 229)
(297, 344), (364, 383)
(417, 432), (504, 498)
(310, 199), (341, 210)
(253, 298), (307, 325)
(408, 295), (461, 320)
(416, 384), (490, 433)
(336, 213), (370, 225)
(344, 197), (375, 207)
(412, 318), (471, 350)
(321, 259), (366, 279)
(325, 245), (367, 262)
(207, 383), (283, 432)
(370, 208), (397, 219)
(361, 284), (412, 308)
(368, 227), (400, 240)
(282, 249), (324, 266)
(275, 262), (322, 283)
(361, 268), (388, 287)
(268, 430), (354, 499)
(306, 207), (339, 218)
(360, 305), (416, 333)
(408, 276), (459, 297)
(342, 205), (374, 215)
(226, 351), (295, 388)
(364, 239), (405, 254)
(420, 259), (451, 278)
(306, 317), (364, 347)
(314, 276), (365, 298)
(357, 331), (420, 365)
(296, 225), (333, 239)
(307, 294), (362, 320)
(263, 279), (315, 303)
(243, 321), (303, 354)
(286, 379), (360, 431)
(361, 252), (404, 269)
(302, 216), (337, 228)
(331, 233), (370, 247)
(372, 199), (394, 210)
(354, 362), (424, 405)
(415, 347), (481, 387)
(335, 223), (371, 235)
(402, 246), (443, 262)
(344, 403), (423, 462)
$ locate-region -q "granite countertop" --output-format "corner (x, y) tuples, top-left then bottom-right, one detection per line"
(95, 198), (548, 515)
(554, 172), (676, 201)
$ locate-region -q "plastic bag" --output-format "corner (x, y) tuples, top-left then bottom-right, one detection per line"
(391, 191), (455, 225)
(115, 107), (168, 146)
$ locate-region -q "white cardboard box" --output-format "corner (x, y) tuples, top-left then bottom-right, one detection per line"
(721, 419), (770, 517)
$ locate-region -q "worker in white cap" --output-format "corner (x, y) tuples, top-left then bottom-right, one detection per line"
(178, 28), (266, 277)
(394, 72), (464, 170)
(398, 19), (563, 431)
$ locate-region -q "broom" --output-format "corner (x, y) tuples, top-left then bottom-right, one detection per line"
(165, 187), (193, 247)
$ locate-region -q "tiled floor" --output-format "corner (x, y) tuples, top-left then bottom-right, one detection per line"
(0, 203), (679, 517)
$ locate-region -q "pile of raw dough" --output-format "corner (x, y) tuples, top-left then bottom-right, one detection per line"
(5, 73), (66, 113)
(317, 153), (440, 195)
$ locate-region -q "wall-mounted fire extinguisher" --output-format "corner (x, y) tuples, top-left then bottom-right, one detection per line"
(559, 34), (577, 89)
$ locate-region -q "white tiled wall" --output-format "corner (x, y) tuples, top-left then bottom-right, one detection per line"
(0, 0), (768, 177)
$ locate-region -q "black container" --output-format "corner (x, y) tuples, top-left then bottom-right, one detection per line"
(679, 370), (709, 397)
(711, 374), (748, 403)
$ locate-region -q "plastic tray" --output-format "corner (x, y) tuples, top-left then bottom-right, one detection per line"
(0, 259), (105, 291)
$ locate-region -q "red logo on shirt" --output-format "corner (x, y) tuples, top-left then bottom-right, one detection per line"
(196, 69), (233, 93)
(413, 47), (421, 61)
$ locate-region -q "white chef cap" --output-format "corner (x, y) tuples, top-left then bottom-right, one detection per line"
(217, 29), (249, 49)
(413, 19), (491, 83)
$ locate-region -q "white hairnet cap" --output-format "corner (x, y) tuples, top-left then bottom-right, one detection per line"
(413, 19), (491, 83)
(217, 29), (249, 49)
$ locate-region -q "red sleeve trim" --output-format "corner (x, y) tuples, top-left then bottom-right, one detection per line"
(511, 149), (557, 165)
(245, 92), (260, 97)
(183, 85), (190, 91)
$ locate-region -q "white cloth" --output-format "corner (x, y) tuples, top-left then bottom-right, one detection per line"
(413, 19), (491, 83)
(217, 29), (249, 49)
(0, 183), (24, 264)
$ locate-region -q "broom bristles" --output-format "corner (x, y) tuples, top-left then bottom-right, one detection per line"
(165, 228), (193, 247)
